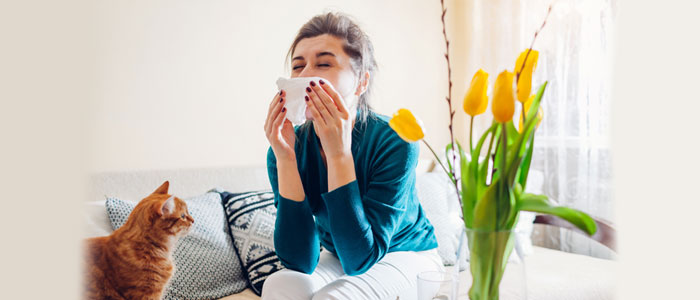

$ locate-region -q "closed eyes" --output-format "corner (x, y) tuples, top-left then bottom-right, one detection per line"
(292, 64), (331, 70)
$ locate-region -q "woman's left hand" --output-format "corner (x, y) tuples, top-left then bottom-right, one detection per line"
(305, 80), (355, 161)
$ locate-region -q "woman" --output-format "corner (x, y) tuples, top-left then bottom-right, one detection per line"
(262, 12), (443, 300)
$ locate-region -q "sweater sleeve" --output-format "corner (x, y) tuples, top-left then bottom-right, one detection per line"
(267, 147), (320, 274)
(321, 139), (419, 275)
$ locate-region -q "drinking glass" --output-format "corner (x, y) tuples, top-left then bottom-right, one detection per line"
(417, 271), (458, 300)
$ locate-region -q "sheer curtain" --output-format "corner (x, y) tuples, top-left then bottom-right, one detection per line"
(464, 0), (616, 259)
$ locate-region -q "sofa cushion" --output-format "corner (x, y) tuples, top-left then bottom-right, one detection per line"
(217, 190), (284, 296)
(83, 200), (114, 238)
(415, 172), (468, 269)
(105, 192), (247, 300)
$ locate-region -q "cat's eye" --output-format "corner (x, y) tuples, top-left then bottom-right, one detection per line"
(180, 213), (186, 219)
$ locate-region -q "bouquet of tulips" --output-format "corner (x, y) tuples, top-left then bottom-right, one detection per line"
(388, 47), (598, 300)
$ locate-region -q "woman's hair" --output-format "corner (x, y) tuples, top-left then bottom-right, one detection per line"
(286, 12), (378, 124)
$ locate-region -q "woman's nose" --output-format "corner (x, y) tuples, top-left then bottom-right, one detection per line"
(298, 67), (316, 78)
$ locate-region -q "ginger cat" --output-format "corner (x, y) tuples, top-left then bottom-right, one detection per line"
(84, 181), (194, 300)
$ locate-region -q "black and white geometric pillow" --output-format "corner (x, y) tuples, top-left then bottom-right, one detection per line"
(105, 192), (248, 300)
(217, 190), (285, 296)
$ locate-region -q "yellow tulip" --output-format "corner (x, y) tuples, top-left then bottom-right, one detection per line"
(389, 108), (425, 143)
(491, 70), (515, 123)
(463, 69), (489, 116)
(519, 95), (544, 132)
(515, 49), (539, 103)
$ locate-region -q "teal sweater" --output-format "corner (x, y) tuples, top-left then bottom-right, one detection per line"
(266, 111), (438, 276)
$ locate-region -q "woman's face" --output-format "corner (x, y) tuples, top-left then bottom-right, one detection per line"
(290, 34), (364, 120)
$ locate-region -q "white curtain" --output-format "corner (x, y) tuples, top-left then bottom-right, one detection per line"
(464, 0), (616, 259)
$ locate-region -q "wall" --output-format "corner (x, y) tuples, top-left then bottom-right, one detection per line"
(89, 0), (468, 172)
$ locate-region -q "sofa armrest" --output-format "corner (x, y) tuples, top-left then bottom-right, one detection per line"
(534, 214), (617, 252)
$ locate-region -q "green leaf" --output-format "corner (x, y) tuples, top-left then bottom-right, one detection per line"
(492, 124), (508, 185)
(472, 124), (497, 171)
(505, 121), (520, 147)
(505, 105), (540, 186)
(457, 142), (475, 228)
(504, 183), (524, 228)
(504, 82), (548, 187)
(481, 124), (500, 187)
(516, 132), (536, 190)
(494, 123), (514, 229)
(516, 193), (598, 235)
(473, 181), (499, 230)
(525, 82), (548, 122)
(469, 124), (498, 213)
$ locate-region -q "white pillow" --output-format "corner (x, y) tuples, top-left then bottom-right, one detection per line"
(416, 172), (464, 267)
(82, 200), (113, 238)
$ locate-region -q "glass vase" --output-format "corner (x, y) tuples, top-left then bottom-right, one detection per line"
(464, 228), (528, 300)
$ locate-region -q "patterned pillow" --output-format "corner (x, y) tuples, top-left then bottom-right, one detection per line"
(217, 190), (285, 296)
(105, 192), (247, 300)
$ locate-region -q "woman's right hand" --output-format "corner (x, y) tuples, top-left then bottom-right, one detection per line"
(264, 90), (297, 162)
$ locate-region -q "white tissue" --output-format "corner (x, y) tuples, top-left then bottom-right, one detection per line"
(276, 76), (327, 125)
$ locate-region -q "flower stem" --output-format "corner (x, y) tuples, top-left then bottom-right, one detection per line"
(469, 116), (474, 152)
(499, 122), (508, 226)
(423, 140), (452, 184)
(521, 103), (527, 130)
(484, 126), (497, 185)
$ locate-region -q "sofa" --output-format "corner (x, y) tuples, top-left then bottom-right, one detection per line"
(83, 162), (616, 300)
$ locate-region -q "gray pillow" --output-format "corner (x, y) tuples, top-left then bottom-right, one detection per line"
(106, 192), (247, 300)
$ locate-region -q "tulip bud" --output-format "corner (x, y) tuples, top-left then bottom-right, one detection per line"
(389, 109), (425, 143)
(492, 70), (516, 123)
(515, 49), (539, 103)
(463, 69), (489, 117)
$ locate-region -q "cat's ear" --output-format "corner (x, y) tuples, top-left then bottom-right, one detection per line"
(152, 181), (169, 195)
(159, 196), (176, 216)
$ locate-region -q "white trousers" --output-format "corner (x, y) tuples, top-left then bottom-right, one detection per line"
(261, 249), (444, 300)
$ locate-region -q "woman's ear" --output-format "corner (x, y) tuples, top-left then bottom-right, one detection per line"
(354, 71), (370, 96)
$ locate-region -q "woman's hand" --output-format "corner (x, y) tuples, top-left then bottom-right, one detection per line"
(306, 79), (357, 191)
(264, 90), (296, 162)
(305, 80), (355, 161)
